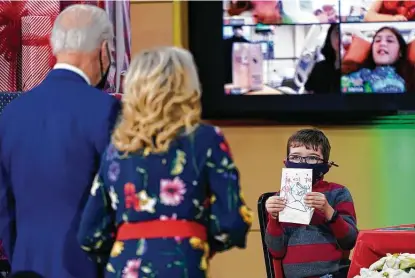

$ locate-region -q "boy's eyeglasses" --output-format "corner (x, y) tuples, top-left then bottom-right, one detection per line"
(287, 155), (325, 165)
(287, 155), (339, 167)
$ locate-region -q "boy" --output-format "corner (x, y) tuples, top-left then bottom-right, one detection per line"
(265, 128), (358, 278)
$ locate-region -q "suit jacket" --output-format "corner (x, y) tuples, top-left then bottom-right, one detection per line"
(0, 69), (121, 278)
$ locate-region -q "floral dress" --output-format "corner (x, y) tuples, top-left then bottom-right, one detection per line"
(77, 124), (253, 278)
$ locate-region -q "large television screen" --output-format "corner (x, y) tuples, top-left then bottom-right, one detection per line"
(188, 1), (415, 121)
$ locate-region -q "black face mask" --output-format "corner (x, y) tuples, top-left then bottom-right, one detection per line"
(96, 45), (111, 90)
(284, 161), (330, 185)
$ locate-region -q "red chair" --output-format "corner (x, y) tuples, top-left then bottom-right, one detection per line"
(258, 192), (285, 278)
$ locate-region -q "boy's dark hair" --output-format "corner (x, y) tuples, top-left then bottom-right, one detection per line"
(10, 271), (44, 278)
(286, 128), (331, 161)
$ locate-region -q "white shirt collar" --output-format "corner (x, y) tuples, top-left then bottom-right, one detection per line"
(53, 63), (91, 85)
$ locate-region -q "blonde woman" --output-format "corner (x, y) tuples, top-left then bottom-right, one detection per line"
(77, 47), (252, 278)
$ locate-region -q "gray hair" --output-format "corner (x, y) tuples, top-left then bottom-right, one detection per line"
(50, 4), (114, 54)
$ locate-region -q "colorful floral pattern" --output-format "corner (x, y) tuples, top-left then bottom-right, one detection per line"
(160, 177), (187, 206)
(78, 124), (252, 278)
(122, 259), (141, 278)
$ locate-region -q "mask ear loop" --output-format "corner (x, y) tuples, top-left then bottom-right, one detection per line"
(99, 49), (104, 78)
(106, 43), (111, 64)
(99, 41), (111, 79)
(329, 161), (339, 167)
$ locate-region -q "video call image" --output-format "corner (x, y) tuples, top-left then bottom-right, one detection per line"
(223, 0), (415, 95)
(341, 0), (415, 23)
(341, 22), (415, 93)
(223, 0), (340, 25)
(224, 24), (340, 95)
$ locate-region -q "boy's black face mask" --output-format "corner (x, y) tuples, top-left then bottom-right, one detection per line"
(96, 45), (111, 90)
(284, 161), (330, 185)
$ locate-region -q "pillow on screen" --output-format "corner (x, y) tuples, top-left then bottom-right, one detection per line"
(341, 35), (371, 74)
(407, 39), (415, 64)
(342, 35), (371, 65)
(341, 60), (361, 74)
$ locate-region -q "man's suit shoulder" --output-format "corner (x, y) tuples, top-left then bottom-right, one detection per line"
(83, 88), (121, 119)
(82, 86), (117, 103)
(63, 84), (120, 116)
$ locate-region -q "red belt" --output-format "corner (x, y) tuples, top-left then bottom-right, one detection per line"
(116, 220), (207, 241)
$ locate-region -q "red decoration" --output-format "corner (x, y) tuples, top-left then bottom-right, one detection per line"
(383, 1), (400, 11)
(407, 6), (415, 19)
(21, 16), (56, 90)
(397, 6), (408, 15)
(0, 1), (28, 91)
(0, 0), (105, 92)
(403, 1), (415, 9)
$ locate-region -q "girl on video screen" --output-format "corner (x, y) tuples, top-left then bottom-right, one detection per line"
(365, 0), (415, 22)
(342, 27), (415, 93)
(305, 24), (340, 94)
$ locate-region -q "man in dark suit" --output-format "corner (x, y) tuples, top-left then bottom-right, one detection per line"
(0, 4), (121, 278)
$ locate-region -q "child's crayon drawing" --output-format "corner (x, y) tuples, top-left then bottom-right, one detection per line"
(279, 168), (314, 225)
(281, 172), (312, 212)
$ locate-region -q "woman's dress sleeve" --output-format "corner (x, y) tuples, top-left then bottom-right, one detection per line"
(205, 127), (253, 254)
(77, 152), (117, 265)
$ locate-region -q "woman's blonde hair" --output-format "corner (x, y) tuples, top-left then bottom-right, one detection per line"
(112, 46), (202, 154)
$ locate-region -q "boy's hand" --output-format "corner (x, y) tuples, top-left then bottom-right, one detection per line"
(304, 192), (334, 220)
(265, 196), (286, 219)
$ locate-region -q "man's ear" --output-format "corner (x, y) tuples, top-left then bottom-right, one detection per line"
(283, 159), (286, 165)
(100, 40), (107, 53)
(100, 41), (110, 59)
(100, 41), (111, 67)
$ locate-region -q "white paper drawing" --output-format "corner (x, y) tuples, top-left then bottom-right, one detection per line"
(279, 168), (314, 225)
